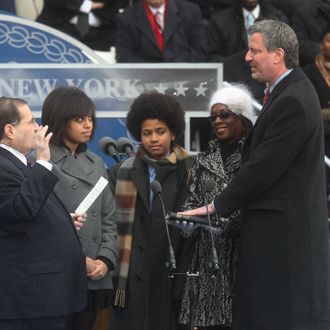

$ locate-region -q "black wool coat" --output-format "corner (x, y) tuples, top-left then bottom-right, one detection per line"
(214, 68), (330, 330)
(109, 154), (193, 330)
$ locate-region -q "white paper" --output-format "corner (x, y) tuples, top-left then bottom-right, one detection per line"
(75, 176), (108, 213)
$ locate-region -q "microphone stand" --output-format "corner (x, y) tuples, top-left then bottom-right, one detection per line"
(152, 182), (204, 330)
(205, 193), (220, 277)
(159, 192), (177, 278)
(152, 184), (177, 278)
(182, 190), (219, 330)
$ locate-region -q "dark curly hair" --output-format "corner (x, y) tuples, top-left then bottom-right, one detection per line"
(126, 91), (185, 142)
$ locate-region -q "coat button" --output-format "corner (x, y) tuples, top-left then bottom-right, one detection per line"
(136, 275), (141, 281)
(139, 245), (144, 252)
(71, 184), (77, 190)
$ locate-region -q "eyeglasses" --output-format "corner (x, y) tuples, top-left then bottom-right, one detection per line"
(208, 110), (235, 122)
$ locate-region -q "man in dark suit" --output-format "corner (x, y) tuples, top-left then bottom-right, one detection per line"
(181, 0), (232, 22)
(181, 20), (330, 329)
(36, 0), (118, 50)
(115, 0), (207, 62)
(291, 0), (330, 66)
(0, 97), (87, 329)
(207, 0), (287, 61)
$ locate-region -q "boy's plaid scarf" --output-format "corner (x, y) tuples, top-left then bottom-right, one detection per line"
(114, 155), (137, 308)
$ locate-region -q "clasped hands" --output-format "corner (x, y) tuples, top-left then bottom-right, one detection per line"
(86, 257), (108, 280)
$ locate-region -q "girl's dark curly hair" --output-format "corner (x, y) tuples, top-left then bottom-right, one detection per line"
(126, 91), (185, 142)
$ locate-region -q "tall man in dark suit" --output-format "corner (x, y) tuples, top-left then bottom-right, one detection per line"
(180, 20), (330, 329)
(115, 0), (207, 62)
(207, 0), (287, 61)
(0, 97), (87, 330)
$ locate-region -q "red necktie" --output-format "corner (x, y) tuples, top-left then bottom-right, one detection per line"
(263, 87), (270, 105)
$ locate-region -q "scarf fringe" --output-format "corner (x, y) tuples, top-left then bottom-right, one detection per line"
(114, 289), (126, 308)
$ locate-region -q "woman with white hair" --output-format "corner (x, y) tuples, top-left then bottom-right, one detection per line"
(178, 84), (254, 330)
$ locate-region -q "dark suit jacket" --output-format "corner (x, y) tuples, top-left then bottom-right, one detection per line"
(291, 0), (330, 66)
(36, 0), (118, 50)
(115, 0), (207, 62)
(214, 68), (330, 329)
(207, 1), (287, 61)
(0, 148), (87, 319)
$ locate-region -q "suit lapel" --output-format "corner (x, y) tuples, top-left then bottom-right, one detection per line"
(163, 0), (179, 44)
(136, 2), (160, 50)
(253, 68), (304, 127)
(0, 147), (28, 175)
(51, 146), (96, 186)
(130, 157), (150, 211)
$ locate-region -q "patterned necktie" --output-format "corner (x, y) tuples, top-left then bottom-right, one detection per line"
(246, 12), (254, 30)
(263, 87), (270, 105)
(154, 11), (163, 33)
(76, 13), (90, 37)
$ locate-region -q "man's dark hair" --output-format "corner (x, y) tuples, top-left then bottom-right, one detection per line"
(0, 97), (27, 140)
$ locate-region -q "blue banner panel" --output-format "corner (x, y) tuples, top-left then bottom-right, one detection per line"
(0, 13), (104, 63)
(0, 63), (222, 166)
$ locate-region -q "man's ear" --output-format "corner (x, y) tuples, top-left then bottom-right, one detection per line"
(273, 48), (285, 64)
(3, 123), (15, 140)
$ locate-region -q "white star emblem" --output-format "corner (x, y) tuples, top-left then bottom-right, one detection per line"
(194, 83), (208, 97)
(175, 83), (189, 96)
(154, 83), (167, 94)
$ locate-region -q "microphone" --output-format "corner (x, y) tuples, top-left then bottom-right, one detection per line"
(99, 136), (120, 163)
(166, 212), (209, 226)
(117, 137), (134, 156)
(204, 179), (219, 276)
(150, 180), (177, 277)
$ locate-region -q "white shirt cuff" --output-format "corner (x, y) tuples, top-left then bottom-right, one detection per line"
(36, 160), (53, 171)
(79, 0), (92, 13)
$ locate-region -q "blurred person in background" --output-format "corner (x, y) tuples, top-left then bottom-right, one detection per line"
(303, 24), (330, 215)
(207, 0), (287, 61)
(0, 0), (15, 13)
(291, 0), (330, 66)
(115, 0), (207, 62)
(37, 0), (119, 50)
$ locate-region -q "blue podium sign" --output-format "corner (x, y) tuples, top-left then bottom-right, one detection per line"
(0, 13), (105, 63)
(0, 63), (222, 166)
